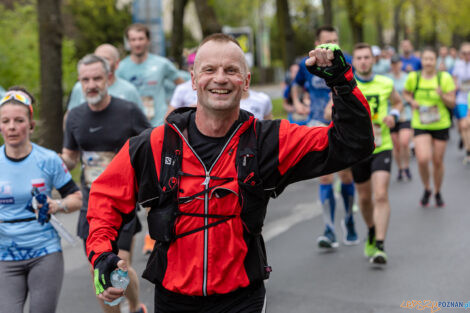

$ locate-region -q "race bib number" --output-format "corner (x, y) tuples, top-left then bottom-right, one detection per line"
(373, 123), (382, 147)
(419, 105), (440, 124)
(142, 96), (155, 120)
(82, 151), (116, 188)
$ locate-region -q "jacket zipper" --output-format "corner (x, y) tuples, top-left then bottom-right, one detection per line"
(172, 122), (243, 296)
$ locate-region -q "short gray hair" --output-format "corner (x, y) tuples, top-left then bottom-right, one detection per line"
(77, 54), (110, 75)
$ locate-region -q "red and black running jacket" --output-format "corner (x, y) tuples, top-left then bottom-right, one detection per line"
(86, 67), (374, 296)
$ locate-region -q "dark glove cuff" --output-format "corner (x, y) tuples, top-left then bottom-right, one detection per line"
(326, 67), (357, 95)
(93, 252), (120, 269)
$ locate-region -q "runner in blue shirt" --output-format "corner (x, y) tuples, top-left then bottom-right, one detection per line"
(292, 26), (359, 249)
(117, 24), (184, 126)
(0, 87), (82, 313)
(400, 39), (422, 73)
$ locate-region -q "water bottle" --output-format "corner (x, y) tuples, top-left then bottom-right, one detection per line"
(104, 269), (130, 306)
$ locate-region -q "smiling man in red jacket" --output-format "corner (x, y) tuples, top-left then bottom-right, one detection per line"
(86, 33), (374, 313)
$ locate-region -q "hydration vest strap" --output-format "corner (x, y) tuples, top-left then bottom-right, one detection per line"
(175, 216), (236, 240)
(0, 217), (36, 224)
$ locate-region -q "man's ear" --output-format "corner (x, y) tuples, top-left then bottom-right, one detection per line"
(30, 120), (36, 132)
(191, 70), (197, 91)
(243, 72), (251, 92)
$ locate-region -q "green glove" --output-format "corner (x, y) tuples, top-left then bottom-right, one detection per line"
(306, 43), (350, 84)
(93, 252), (120, 295)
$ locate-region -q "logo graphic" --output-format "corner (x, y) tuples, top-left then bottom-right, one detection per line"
(89, 126), (103, 133)
(0, 181), (14, 204)
(31, 178), (47, 193)
(165, 157), (172, 165)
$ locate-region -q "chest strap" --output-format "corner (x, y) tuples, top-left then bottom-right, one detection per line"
(0, 217), (36, 224)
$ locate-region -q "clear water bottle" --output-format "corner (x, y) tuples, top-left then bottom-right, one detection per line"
(104, 269), (130, 306)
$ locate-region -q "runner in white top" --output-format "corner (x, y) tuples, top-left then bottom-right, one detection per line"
(240, 89), (273, 120)
(452, 42), (470, 164)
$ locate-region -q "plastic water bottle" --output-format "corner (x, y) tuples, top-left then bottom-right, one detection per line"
(104, 269), (130, 306)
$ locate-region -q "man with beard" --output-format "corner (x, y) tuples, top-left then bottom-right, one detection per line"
(61, 54), (150, 313)
(66, 44), (143, 112)
(352, 43), (403, 265)
(117, 23), (184, 126)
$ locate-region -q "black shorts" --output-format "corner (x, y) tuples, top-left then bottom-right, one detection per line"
(413, 128), (449, 141)
(390, 121), (411, 133)
(352, 150), (392, 183)
(154, 282), (266, 313)
(79, 211), (142, 253)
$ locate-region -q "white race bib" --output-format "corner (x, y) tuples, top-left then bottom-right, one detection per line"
(82, 151), (116, 188)
(419, 105), (440, 125)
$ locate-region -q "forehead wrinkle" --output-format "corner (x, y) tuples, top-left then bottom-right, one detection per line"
(194, 41), (248, 75)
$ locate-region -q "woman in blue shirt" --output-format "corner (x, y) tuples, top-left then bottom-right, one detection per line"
(0, 87), (82, 312)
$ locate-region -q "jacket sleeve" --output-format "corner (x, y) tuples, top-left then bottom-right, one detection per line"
(86, 140), (138, 265)
(259, 68), (374, 197)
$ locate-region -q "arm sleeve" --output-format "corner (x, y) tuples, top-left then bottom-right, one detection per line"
(293, 60), (307, 87)
(259, 68), (374, 196)
(165, 60), (180, 82)
(404, 72), (416, 93)
(51, 153), (74, 189)
(442, 72), (456, 93)
(86, 140), (137, 265)
(63, 110), (79, 150)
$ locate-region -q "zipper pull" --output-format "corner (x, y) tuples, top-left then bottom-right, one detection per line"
(202, 174), (210, 186)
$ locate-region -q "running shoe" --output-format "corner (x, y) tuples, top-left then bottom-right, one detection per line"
(341, 218), (359, 245)
(370, 249), (387, 265)
(364, 235), (376, 258)
(317, 228), (339, 249)
(397, 169), (403, 182)
(420, 189), (432, 207)
(435, 192), (445, 208)
(404, 168), (412, 181)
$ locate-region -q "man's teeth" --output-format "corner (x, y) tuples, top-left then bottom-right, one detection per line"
(211, 89), (229, 94)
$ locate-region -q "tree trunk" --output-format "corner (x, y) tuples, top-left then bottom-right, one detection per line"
(276, 0), (296, 69)
(344, 0), (364, 43)
(376, 14), (384, 47)
(37, 0), (63, 151)
(322, 0), (333, 26)
(194, 0), (222, 38)
(392, 0), (404, 51)
(171, 0), (188, 68)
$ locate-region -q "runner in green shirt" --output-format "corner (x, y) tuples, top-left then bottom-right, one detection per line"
(403, 48), (456, 208)
(352, 43), (402, 265)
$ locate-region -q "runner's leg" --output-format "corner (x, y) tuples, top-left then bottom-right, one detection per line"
(371, 171), (391, 243)
(28, 252), (64, 313)
(0, 259), (28, 312)
(414, 134), (432, 191)
(431, 138), (447, 194)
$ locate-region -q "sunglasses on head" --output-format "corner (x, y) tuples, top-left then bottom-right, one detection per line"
(0, 91), (33, 117)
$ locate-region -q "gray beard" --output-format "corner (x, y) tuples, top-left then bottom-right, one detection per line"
(86, 89), (107, 105)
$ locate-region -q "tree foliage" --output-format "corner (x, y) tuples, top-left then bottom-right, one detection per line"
(65, 0), (132, 58)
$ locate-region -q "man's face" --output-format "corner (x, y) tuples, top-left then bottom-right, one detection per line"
(316, 31), (339, 46)
(401, 40), (413, 55)
(128, 29), (150, 57)
(192, 41), (250, 113)
(78, 62), (108, 106)
(353, 48), (374, 76)
(439, 46), (448, 57)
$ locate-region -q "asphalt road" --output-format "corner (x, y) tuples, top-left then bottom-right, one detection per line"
(50, 128), (468, 313)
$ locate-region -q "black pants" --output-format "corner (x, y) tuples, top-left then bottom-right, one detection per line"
(154, 282), (266, 313)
